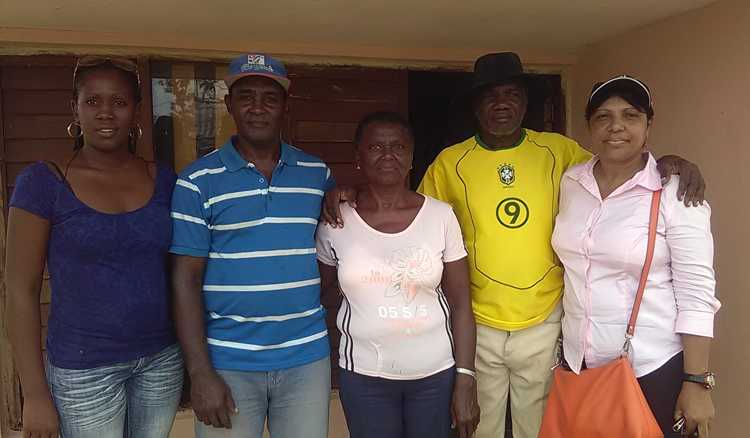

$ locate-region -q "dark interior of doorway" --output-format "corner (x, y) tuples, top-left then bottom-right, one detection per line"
(408, 70), (565, 189)
(407, 70), (565, 438)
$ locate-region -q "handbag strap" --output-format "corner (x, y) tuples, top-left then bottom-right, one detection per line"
(625, 189), (663, 338)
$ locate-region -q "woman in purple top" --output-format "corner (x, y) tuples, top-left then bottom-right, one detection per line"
(6, 57), (183, 438)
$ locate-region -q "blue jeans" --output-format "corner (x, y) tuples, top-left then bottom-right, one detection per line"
(46, 343), (184, 438)
(339, 367), (455, 438)
(196, 356), (331, 438)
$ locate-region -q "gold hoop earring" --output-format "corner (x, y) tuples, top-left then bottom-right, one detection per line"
(130, 124), (144, 139)
(67, 121), (82, 138)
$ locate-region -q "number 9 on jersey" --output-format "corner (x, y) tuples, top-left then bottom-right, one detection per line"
(496, 197), (530, 229)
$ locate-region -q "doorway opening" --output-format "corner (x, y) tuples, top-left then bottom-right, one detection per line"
(407, 70), (566, 188)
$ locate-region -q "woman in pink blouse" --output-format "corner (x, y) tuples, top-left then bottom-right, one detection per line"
(551, 76), (720, 437)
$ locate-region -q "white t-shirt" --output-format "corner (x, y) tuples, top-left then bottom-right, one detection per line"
(316, 196), (468, 380)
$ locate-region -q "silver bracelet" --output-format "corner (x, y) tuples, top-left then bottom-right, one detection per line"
(456, 367), (477, 379)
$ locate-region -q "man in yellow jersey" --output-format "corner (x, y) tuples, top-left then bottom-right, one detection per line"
(417, 52), (704, 438)
(323, 52), (704, 438)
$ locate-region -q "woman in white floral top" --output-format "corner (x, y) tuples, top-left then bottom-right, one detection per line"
(316, 111), (479, 438)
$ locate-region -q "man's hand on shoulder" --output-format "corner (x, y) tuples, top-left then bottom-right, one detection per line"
(656, 155), (706, 207)
(322, 185), (359, 227)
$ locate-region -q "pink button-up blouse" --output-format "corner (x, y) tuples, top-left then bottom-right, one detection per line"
(552, 153), (720, 377)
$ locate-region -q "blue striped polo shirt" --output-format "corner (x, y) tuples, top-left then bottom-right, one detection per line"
(170, 137), (333, 371)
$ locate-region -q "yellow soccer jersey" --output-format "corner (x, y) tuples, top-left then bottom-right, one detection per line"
(418, 129), (591, 331)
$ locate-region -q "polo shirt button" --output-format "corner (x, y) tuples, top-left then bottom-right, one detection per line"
(259, 178), (265, 183)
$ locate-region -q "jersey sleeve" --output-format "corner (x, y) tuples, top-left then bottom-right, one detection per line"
(566, 139), (593, 169)
(418, 155), (449, 202)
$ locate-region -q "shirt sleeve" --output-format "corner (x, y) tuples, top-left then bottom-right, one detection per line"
(663, 178), (721, 337)
(418, 157), (448, 202)
(315, 223), (337, 266)
(9, 162), (58, 220)
(169, 175), (211, 257)
(323, 164), (336, 192)
(443, 205), (468, 263)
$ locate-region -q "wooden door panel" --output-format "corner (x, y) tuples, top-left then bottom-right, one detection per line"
(291, 77), (403, 102)
(290, 98), (395, 122)
(3, 90), (72, 115)
(291, 142), (355, 164)
(4, 115), (71, 139)
(328, 163), (367, 186)
(292, 120), (358, 143)
(4, 139), (73, 163)
(1, 66), (73, 90)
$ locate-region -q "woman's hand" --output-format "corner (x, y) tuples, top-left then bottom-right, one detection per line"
(451, 373), (480, 438)
(674, 382), (714, 436)
(322, 185), (358, 227)
(22, 394), (60, 438)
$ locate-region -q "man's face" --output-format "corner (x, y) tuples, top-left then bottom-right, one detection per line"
(225, 76), (286, 145)
(474, 81), (528, 138)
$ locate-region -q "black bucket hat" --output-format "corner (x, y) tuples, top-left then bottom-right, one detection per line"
(460, 52), (551, 103)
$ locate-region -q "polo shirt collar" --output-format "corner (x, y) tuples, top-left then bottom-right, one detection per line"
(218, 136), (296, 172)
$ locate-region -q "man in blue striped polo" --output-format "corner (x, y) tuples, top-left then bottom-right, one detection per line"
(170, 54), (333, 438)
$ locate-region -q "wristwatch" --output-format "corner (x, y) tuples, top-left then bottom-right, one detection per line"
(683, 372), (716, 390)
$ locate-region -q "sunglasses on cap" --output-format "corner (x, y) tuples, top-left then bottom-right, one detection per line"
(73, 56), (141, 87)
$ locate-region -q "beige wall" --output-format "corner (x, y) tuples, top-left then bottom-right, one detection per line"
(570, 0), (750, 435)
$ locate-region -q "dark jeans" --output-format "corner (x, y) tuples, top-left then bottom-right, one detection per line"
(339, 367), (455, 438)
(638, 352), (685, 437)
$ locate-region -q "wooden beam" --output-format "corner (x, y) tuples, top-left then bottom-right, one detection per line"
(137, 56), (155, 161)
(0, 63), (24, 434)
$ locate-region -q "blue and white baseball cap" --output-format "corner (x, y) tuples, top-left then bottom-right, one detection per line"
(224, 54), (290, 91)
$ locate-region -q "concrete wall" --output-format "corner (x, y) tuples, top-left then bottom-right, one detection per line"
(570, 1), (749, 435)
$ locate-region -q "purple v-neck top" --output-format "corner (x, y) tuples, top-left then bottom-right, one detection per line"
(10, 162), (177, 369)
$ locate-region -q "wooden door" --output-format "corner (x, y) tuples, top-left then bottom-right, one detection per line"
(285, 65), (408, 385)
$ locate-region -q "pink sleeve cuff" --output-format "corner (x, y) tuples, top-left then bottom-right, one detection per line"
(675, 310), (715, 338)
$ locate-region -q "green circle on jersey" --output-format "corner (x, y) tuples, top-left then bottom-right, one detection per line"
(496, 198), (529, 228)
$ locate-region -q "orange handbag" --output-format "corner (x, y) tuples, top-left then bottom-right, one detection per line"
(539, 190), (664, 438)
